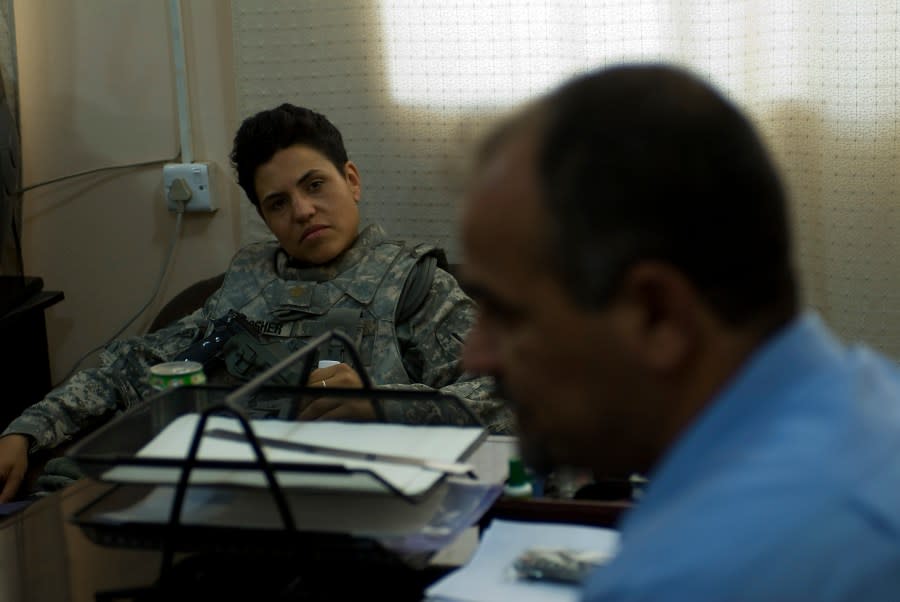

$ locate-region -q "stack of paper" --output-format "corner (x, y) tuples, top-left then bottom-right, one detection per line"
(104, 414), (485, 497)
(90, 414), (493, 540)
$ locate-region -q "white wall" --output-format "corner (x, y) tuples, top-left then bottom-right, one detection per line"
(16, 0), (241, 381)
(233, 1), (900, 359)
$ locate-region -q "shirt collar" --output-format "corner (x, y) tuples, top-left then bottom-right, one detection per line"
(275, 223), (385, 282)
(635, 312), (844, 506)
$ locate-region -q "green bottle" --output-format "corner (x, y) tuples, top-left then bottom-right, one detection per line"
(504, 458), (533, 498)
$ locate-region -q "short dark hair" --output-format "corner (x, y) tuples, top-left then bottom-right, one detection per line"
(229, 104), (349, 207)
(535, 64), (797, 326)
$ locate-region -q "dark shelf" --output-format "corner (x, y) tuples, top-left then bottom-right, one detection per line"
(0, 290), (64, 430)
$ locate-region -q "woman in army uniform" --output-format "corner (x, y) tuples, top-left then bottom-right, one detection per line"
(0, 104), (508, 502)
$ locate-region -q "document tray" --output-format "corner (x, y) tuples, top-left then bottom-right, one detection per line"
(67, 384), (500, 557)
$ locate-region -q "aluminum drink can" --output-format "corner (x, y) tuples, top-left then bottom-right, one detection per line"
(149, 361), (207, 390)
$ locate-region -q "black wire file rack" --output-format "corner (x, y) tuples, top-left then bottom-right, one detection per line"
(64, 331), (503, 601)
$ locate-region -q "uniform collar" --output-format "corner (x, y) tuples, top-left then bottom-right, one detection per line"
(274, 223), (386, 283)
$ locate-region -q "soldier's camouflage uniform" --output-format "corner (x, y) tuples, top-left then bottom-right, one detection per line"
(2, 225), (511, 452)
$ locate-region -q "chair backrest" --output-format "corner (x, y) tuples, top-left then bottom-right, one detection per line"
(148, 273), (225, 332)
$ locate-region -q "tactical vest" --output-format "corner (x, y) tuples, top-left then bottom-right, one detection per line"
(204, 236), (444, 387)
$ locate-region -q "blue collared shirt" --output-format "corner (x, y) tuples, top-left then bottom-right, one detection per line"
(584, 313), (900, 601)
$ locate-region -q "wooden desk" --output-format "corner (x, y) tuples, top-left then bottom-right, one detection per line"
(0, 480), (160, 602)
(0, 480), (452, 601)
(484, 496), (629, 529)
(0, 290), (64, 430)
(0, 480), (630, 601)
(1, 453), (629, 601)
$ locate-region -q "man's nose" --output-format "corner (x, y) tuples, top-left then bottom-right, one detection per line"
(462, 320), (499, 375)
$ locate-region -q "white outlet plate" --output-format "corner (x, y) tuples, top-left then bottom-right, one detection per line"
(163, 162), (217, 212)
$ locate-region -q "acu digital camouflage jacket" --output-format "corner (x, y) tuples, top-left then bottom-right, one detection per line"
(3, 224), (511, 451)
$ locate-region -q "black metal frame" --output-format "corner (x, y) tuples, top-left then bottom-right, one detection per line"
(71, 330), (485, 600)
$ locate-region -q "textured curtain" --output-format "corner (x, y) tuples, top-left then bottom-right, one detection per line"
(232, 1), (900, 357)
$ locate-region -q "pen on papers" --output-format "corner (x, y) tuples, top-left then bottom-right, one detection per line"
(204, 428), (477, 477)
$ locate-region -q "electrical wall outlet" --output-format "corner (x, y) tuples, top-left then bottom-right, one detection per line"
(163, 162), (217, 212)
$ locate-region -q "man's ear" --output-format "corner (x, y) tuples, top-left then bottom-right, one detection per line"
(344, 161), (362, 203)
(616, 261), (701, 372)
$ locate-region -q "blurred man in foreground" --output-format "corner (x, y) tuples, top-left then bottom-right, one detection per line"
(461, 64), (900, 600)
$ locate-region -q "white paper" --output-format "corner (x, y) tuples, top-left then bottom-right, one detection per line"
(94, 482), (451, 536)
(104, 414), (484, 497)
(426, 519), (619, 602)
(89, 478), (503, 545)
(467, 435), (518, 484)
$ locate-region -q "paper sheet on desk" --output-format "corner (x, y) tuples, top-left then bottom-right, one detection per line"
(102, 414), (484, 498)
(426, 519), (619, 602)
